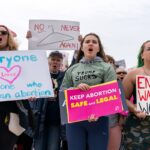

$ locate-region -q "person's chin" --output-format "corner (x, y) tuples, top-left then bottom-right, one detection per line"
(0, 44), (6, 49)
(0, 45), (4, 49)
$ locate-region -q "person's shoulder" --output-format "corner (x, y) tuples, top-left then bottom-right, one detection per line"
(127, 67), (141, 76)
(59, 71), (65, 75)
(66, 63), (80, 72)
(99, 61), (114, 70)
(124, 67), (141, 83)
(58, 71), (65, 79)
(96, 60), (109, 66)
(102, 61), (112, 67)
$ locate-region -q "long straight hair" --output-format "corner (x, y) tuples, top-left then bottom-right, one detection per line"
(76, 33), (107, 63)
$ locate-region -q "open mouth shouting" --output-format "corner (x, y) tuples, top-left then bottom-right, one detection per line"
(0, 37), (2, 42)
(52, 65), (57, 68)
(88, 48), (93, 52)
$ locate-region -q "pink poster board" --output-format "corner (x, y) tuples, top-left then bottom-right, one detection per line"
(65, 80), (123, 123)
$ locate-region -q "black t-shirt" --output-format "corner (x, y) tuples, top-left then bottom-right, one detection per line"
(0, 101), (18, 113)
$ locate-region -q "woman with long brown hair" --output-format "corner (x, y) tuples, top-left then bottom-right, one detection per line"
(61, 33), (116, 150)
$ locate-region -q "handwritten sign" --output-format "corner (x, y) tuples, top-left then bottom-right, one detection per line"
(136, 75), (150, 115)
(0, 50), (54, 101)
(29, 20), (80, 50)
(64, 80), (123, 123)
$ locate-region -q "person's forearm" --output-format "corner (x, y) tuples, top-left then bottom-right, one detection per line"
(126, 100), (136, 113)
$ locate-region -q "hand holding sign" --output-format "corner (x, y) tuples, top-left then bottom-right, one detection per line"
(88, 114), (98, 122)
(133, 107), (147, 119)
(77, 83), (90, 91)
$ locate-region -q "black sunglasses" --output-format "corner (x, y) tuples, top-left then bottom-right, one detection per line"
(0, 31), (8, 36)
(116, 71), (127, 75)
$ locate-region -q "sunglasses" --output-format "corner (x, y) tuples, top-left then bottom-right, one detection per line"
(116, 71), (127, 75)
(0, 31), (8, 36)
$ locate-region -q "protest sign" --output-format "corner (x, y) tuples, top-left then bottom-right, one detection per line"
(0, 50), (54, 101)
(29, 20), (80, 50)
(136, 75), (150, 115)
(59, 90), (68, 125)
(59, 80), (125, 124)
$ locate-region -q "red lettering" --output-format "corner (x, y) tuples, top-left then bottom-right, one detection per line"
(138, 90), (150, 101)
(138, 76), (146, 89)
(138, 76), (150, 89)
(34, 24), (45, 33)
(138, 90), (147, 101)
(59, 42), (78, 49)
(1, 72), (16, 77)
(61, 25), (80, 31)
(145, 77), (150, 88)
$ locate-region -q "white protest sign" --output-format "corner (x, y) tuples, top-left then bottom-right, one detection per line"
(0, 50), (54, 101)
(136, 75), (150, 115)
(29, 20), (80, 50)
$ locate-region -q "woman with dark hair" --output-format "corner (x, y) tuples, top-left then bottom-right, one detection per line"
(76, 33), (107, 63)
(122, 40), (150, 149)
(61, 33), (116, 150)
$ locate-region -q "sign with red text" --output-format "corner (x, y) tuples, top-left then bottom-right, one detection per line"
(29, 20), (80, 50)
(65, 80), (123, 123)
(136, 75), (150, 115)
(0, 50), (54, 102)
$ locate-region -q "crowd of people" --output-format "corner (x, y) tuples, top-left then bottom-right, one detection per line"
(0, 24), (150, 150)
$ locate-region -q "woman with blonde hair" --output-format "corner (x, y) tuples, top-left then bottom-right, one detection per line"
(0, 25), (33, 150)
(0, 25), (18, 50)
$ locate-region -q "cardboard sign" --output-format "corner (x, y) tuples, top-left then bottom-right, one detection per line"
(29, 20), (80, 50)
(0, 50), (54, 101)
(136, 75), (150, 115)
(59, 80), (126, 124)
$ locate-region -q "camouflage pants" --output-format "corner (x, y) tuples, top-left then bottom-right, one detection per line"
(122, 113), (150, 150)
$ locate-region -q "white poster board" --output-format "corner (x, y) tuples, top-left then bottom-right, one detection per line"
(29, 20), (80, 50)
(0, 50), (54, 101)
(116, 59), (126, 68)
(136, 75), (150, 115)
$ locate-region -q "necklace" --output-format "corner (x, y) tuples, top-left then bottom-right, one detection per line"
(143, 67), (150, 76)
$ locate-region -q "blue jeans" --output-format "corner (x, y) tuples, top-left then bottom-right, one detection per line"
(66, 117), (108, 150)
(44, 125), (60, 150)
(33, 125), (60, 150)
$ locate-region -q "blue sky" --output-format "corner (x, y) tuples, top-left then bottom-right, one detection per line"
(1, 0), (150, 68)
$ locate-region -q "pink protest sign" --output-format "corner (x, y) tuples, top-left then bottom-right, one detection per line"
(65, 80), (123, 123)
